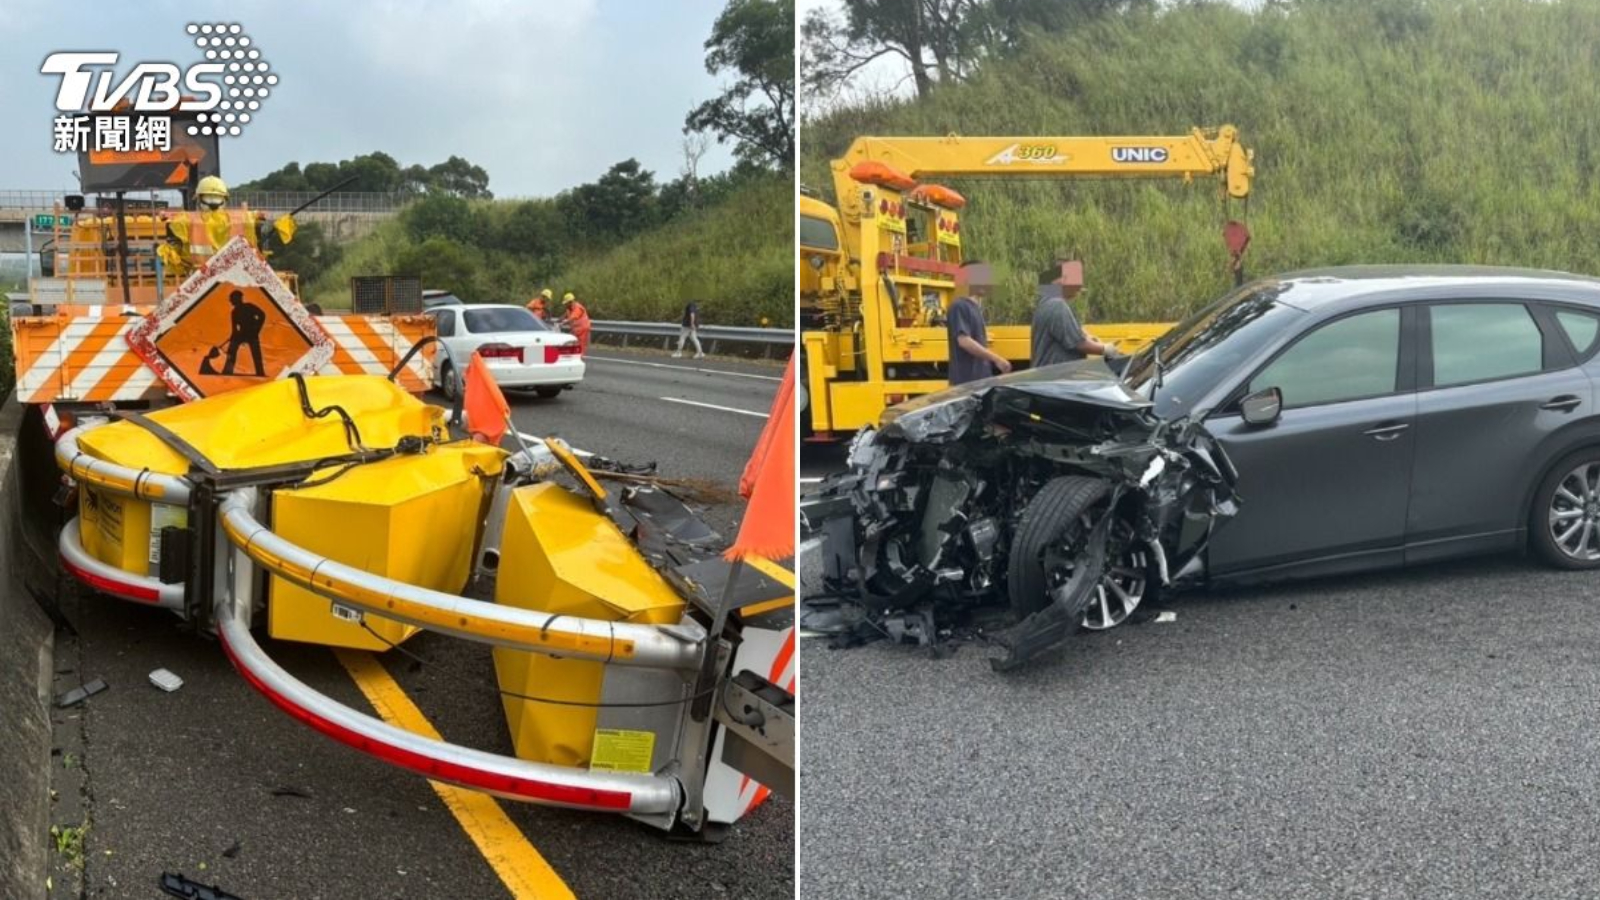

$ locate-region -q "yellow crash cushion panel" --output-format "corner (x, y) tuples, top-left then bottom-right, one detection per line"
(71, 376), (448, 574)
(269, 442), (506, 651)
(77, 375), (446, 475)
(493, 482), (685, 767)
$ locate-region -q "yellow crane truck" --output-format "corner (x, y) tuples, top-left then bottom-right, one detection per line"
(800, 126), (1256, 437)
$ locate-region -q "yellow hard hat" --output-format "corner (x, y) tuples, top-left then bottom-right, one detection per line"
(540, 288), (553, 299)
(563, 292), (576, 303)
(196, 175), (229, 200)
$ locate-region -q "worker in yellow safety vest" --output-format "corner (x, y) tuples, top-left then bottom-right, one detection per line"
(157, 175), (295, 280)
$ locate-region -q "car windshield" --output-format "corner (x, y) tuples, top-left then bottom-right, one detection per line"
(1122, 281), (1304, 419)
(464, 306), (545, 333)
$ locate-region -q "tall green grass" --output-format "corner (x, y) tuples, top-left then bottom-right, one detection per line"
(803, 0), (1600, 324)
(303, 173), (792, 326)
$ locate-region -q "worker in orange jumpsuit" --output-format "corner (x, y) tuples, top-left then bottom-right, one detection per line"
(561, 292), (592, 354)
(526, 287), (552, 321)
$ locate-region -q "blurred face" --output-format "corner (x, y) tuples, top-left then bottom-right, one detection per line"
(199, 193), (225, 211)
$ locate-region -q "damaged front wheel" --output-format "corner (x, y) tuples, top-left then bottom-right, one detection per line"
(1008, 476), (1148, 631)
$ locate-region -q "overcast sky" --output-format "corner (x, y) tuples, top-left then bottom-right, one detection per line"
(1, 0), (744, 197)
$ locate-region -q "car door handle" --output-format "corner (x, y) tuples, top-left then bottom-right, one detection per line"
(1541, 395), (1583, 413)
(1363, 422), (1409, 441)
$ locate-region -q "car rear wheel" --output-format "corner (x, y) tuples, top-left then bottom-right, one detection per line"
(1531, 448), (1600, 569)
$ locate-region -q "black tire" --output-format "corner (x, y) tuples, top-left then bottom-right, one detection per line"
(440, 362), (459, 401)
(1007, 476), (1110, 619)
(535, 386), (563, 399)
(1530, 446), (1600, 570)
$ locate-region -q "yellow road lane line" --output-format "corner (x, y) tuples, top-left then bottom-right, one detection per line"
(335, 650), (576, 900)
(743, 554), (796, 590)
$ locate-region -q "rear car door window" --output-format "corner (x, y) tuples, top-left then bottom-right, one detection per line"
(1430, 303), (1542, 387)
(1249, 308), (1400, 408)
(1554, 308), (1600, 358)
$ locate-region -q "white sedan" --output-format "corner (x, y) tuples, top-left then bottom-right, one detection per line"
(425, 303), (585, 400)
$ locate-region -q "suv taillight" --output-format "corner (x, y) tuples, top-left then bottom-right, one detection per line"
(543, 344), (581, 364)
(479, 343), (523, 363)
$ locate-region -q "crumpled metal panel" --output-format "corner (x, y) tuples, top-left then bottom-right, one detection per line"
(805, 360), (1240, 669)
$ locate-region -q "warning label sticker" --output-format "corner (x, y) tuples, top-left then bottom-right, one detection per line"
(98, 492), (124, 547)
(590, 729), (656, 773)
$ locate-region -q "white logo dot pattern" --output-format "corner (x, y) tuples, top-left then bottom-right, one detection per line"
(185, 23), (275, 138)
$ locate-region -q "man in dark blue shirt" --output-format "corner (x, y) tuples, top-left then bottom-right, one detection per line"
(947, 261), (1012, 385)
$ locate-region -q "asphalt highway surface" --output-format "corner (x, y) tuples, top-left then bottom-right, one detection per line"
(46, 347), (790, 899)
(799, 447), (1600, 899)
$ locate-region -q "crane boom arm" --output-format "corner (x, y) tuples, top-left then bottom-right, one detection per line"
(835, 125), (1253, 199)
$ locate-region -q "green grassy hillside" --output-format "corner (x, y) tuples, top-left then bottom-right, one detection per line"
(550, 174), (792, 326)
(803, 0), (1600, 324)
(302, 173), (792, 327)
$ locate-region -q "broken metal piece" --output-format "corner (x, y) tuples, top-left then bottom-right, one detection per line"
(159, 872), (244, 900)
(54, 678), (107, 708)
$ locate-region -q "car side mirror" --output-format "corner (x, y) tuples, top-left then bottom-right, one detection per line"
(1240, 386), (1283, 426)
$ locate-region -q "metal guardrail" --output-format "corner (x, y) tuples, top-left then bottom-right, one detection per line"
(590, 320), (792, 357)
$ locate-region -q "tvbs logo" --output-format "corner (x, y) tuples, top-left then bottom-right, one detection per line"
(43, 23), (275, 149)
(43, 53), (225, 113)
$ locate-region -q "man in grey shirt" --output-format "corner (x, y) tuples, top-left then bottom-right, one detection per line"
(948, 261), (1013, 385)
(1031, 261), (1112, 368)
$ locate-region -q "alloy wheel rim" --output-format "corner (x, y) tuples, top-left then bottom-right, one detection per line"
(1550, 462), (1600, 561)
(1042, 513), (1148, 630)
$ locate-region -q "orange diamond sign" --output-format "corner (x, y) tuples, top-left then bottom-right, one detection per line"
(128, 237), (334, 402)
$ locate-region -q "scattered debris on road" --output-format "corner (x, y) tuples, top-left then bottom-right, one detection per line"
(54, 678), (108, 708)
(148, 669), (184, 692)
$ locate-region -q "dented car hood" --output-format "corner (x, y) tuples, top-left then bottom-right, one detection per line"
(880, 360), (1150, 443)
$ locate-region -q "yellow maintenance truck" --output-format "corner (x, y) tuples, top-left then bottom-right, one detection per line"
(800, 126), (1256, 437)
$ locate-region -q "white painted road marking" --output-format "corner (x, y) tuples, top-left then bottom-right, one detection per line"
(659, 396), (769, 418)
(586, 355), (782, 382)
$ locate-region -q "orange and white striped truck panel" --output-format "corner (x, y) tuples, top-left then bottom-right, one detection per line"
(13, 313), (435, 404)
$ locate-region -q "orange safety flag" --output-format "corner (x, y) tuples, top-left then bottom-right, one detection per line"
(726, 353), (795, 561)
(463, 351), (511, 446)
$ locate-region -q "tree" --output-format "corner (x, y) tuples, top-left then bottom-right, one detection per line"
(237, 161), (311, 192)
(401, 194), (479, 245)
(237, 153), (492, 197)
(685, 0), (795, 169)
(265, 220), (342, 284)
(556, 159), (660, 243)
(427, 156), (493, 199)
(398, 164), (432, 196)
(802, 0), (1150, 104)
(392, 236), (480, 300)
(338, 151), (403, 192)
(802, 0), (978, 102)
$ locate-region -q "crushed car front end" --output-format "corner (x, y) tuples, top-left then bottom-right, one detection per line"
(803, 360), (1240, 669)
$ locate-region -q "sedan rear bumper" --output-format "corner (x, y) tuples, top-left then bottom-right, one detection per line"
(485, 357), (586, 387)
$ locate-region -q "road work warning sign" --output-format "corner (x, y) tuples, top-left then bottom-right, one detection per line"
(127, 236), (333, 401)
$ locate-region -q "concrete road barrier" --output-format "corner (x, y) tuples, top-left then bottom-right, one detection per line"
(0, 399), (54, 899)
